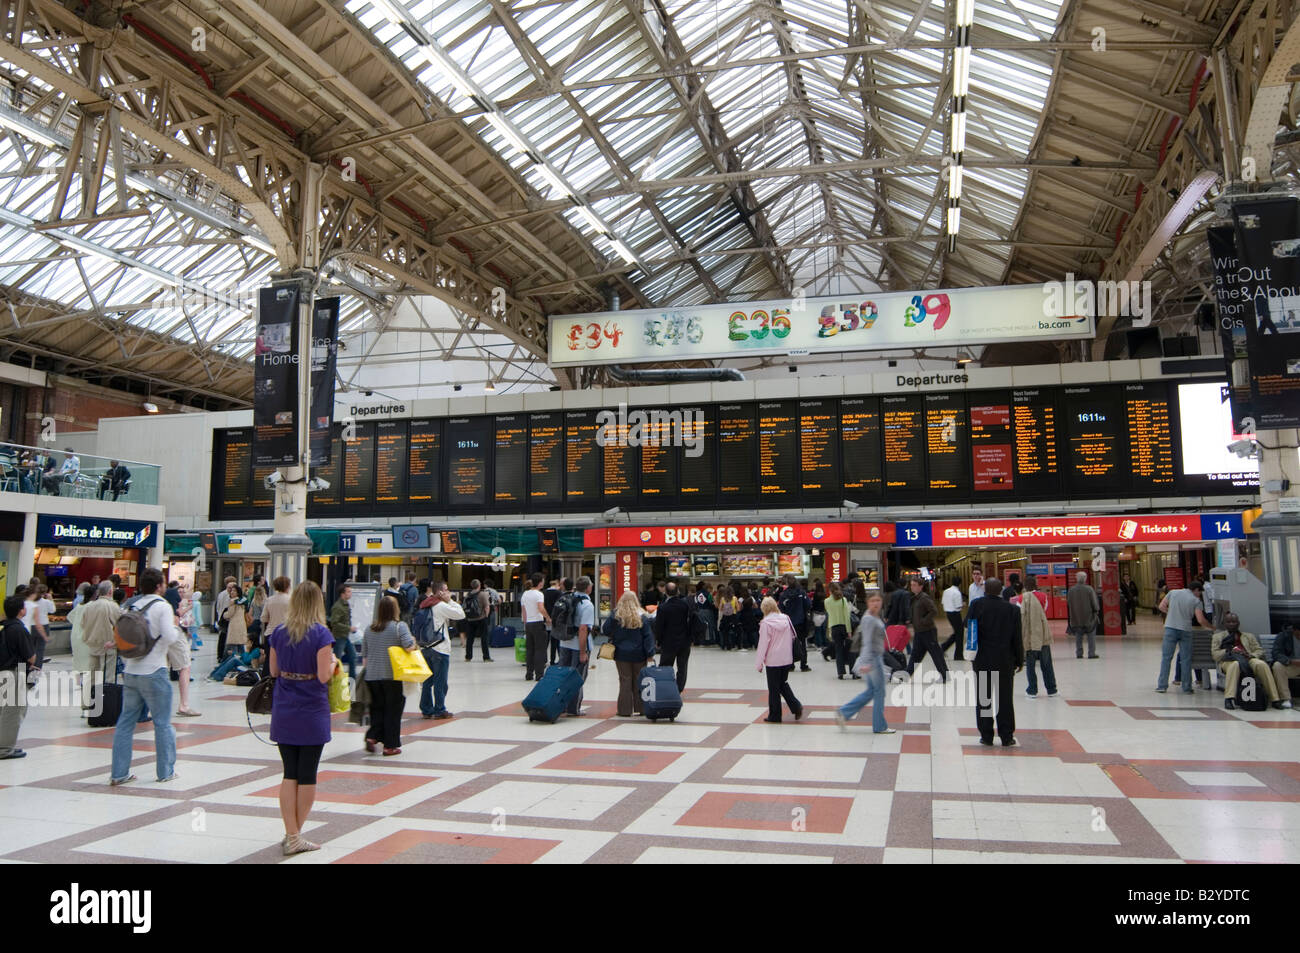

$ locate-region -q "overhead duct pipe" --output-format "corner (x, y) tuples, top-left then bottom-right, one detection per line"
(605, 365), (745, 383)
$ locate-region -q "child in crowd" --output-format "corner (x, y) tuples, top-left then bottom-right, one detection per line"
(209, 639), (261, 681)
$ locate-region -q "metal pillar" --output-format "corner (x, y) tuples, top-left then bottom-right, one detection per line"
(1251, 425), (1300, 631)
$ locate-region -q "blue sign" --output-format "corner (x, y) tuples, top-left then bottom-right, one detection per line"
(36, 515), (157, 548)
(896, 522), (933, 547)
(339, 534), (355, 552)
(1199, 514), (1244, 539)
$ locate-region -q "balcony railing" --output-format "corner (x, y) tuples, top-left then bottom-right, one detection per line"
(0, 444), (159, 505)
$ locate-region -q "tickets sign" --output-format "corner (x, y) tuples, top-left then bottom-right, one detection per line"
(584, 522), (896, 549)
(550, 283), (1093, 367)
(898, 514), (1242, 547)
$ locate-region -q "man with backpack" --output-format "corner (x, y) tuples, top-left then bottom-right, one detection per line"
(778, 574), (813, 672)
(109, 567), (182, 785)
(0, 595), (34, 760)
(544, 577), (565, 666)
(555, 577), (593, 716)
(399, 573), (420, 623)
(463, 580), (492, 661)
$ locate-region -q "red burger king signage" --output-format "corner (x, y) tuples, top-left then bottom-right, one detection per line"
(585, 522), (894, 548)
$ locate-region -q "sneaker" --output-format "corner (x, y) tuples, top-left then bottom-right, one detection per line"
(1154, 687), (1167, 693)
(1046, 690), (1059, 697)
(157, 773), (178, 783)
(873, 728), (897, 735)
(432, 711), (454, 719)
(1225, 698), (1236, 710)
(835, 711), (847, 732)
(1002, 737), (1018, 747)
(977, 738), (994, 746)
(1024, 691), (1037, 698)
(0, 750), (26, 760)
(109, 774), (136, 786)
(1283, 701), (1294, 709)
(1272, 701), (1288, 710)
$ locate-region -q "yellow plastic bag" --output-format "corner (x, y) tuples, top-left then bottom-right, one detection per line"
(328, 664), (352, 714)
(389, 644), (432, 682)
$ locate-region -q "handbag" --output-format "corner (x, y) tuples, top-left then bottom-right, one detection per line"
(327, 664), (351, 714)
(245, 675), (274, 714)
(389, 644), (432, 682)
(598, 642), (616, 661)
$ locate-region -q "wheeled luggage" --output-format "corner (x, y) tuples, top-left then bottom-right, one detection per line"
(489, 625), (514, 648)
(522, 665), (584, 723)
(639, 665), (683, 721)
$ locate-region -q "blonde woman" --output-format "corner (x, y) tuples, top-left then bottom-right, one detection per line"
(755, 596), (804, 723)
(601, 590), (656, 716)
(267, 580), (337, 855)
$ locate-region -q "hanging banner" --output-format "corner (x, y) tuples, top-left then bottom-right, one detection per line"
(310, 296), (340, 466)
(615, 551), (639, 602)
(1230, 197), (1300, 429)
(549, 282), (1094, 367)
(1207, 225), (1254, 430)
(253, 283), (300, 466)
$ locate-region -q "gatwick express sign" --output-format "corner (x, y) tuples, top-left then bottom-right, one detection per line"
(896, 514), (1243, 547)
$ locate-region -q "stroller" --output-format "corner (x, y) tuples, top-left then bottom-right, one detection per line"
(883, 625), (910, 679)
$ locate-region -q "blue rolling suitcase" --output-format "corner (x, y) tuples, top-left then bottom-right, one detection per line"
(523, 665), (584, 723)
(489, 624), (514, 648)
(639, 665), (682, 721)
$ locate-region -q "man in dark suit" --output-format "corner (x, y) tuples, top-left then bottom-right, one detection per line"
(654, 580), (693, 692)
(968, 577), (1024, 747)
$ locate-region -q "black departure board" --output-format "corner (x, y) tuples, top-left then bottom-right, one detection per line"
(1062, 385), (1124, 492)
(565, 410), (600, 504)
(969, 393), (1013, 493)
(528, 412), (563, 505)
(407, 418), (441, 506)
(208, 378), (1233, 520)
(758, 400), (798, 501)
(374, 419), (408, 507)
(1011, 389), (1060, 497)
(446, 417), (489, 506)
(798, 399), (839, 498)
(640, 408), (678, 502)
(881, 395), (925, 494)
(678, 406), (715, 504)
(493, 415), (527, 506)
(840, 397), (882, 497)
(341, 421), (375, 506)
(925, 392), (968, 495)
(1124, 382), (1175, 491)
(717, 403), (757, 504)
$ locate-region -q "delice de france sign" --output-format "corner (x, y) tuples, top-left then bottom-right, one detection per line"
(37, 516), (157, 548)
(549, 282), (1093, 367)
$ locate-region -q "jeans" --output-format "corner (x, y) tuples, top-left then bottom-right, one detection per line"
(813, 619), (828, 648)
(334, 637), (357, 680)
(556, 646), (588, 714)
(1072, 625), (1097, 658)
(839, 657), (888, 732)
(1158, 627), (1194, 692)
(419, 651), (450, 716)
(110, 668), (175, 781)
(1024, 646), (1057, 695)
(208, 655), (247, 680)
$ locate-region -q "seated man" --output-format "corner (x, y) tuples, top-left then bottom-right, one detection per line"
(1270, 624), (1298, 710)
(98, 460), (131, 501)
(1211, 613), (1285, 710)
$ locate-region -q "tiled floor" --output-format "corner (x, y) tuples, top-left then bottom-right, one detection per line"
(2, 617), (1297, 864)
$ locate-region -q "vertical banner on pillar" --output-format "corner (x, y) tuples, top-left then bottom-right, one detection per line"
(824, 548), (847, 583)
(253, 284), (300, 467)
(309, 296), (340, 466)
(1231, 197), (1300, 429)
(1100, 566), (1122, 636)
(1207, 225), (1255, 431)
(615, 551), (639, 603)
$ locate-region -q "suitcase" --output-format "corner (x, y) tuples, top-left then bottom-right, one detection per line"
(87, 679), (123, 727)
(489, 625), (514, 648)
(639, 665), (682, 721)
(522, 665), (584, 723)
(514, 635), (526, 664)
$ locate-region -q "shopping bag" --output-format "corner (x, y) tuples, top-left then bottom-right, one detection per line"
(965, 618), (978, 654)
(328, 664), (352, 714)
(389, 645), (432, 682)
(515, 635), (527, 664)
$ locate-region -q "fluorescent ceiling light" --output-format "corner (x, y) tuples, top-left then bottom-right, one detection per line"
(610, 239), (638, 264)
(484, 113), (531, 157)
(575, 206), (606, 233)
(242, 234), (276, 256)
(951, 111), (967, 153)
(947, 206), (961, 234)
(411, 44), (479, 100)
(534, 164), (571, 196)
(948, 163), (963, 199)
(955, 0), (975, 28)
(952, 46), (971, 97)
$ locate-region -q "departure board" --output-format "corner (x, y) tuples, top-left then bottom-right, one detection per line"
(1124, 382), (1175, 490)
(1011, 389), (1060, 496)
(216, 429), (253, 510)
(493, 415), (527, 506)
(251, 464), (276, 509)
(407, 418), (441, 506)
(969, 394), (1013, 493)
(840, 397), (882, 496)
(798, 399), (839, 498)
(1063, 385), (1124, 492)
(881, 395), (925, 494)
(528, 412), (563, 505)
(925, 392), (968, 494)
(565, 411), (600, 504)
(309, 428), (344, 511)
(374, 419), (408, 507)
(758, 401), (798, 501)
(678, 406), (715, 504)
(640, 408), (678, 502)
(717, 403), (758, 504)
(341, 421), (375, 506)
(601, 417), (637, 505)
(446, 417), (490, 506)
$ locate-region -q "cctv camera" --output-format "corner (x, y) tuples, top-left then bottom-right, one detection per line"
(305, 476), (330, 492)
(263, 469), (284, 490)
(841, 499), (861, 510)
(602, 506), (622, 520)
(1227, 439), (1259, 459)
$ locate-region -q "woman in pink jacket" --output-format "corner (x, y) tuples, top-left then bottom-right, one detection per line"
(756, 596), (805, 723)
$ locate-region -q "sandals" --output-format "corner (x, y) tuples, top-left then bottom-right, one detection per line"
(364, 739), (378, 753)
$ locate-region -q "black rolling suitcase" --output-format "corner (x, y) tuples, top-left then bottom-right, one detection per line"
(87, 657), (123, 727)
(639, 665), (682, 721)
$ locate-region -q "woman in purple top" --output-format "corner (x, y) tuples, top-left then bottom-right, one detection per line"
(267, 580), (336, 856)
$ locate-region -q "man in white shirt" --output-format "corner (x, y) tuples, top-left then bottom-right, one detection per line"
(520, 573), (551, 682)
(939, 576), (966, 661)
(968, 568), (985, 606)
(419, 582), (465, 720)
(108, 567), (181, 785)
(21, 586), (48, 680)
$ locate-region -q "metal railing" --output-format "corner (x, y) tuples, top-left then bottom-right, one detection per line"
(0, 443), (159, 505)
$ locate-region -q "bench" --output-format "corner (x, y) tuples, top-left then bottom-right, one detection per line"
(1193, 631), (1300, 697)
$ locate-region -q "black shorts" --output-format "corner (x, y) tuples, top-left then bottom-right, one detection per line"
(278, 743), (325, 785)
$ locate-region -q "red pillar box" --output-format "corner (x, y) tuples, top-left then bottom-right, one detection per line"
(614, 551), (640, 602)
